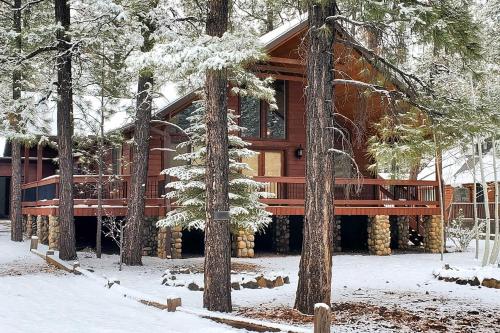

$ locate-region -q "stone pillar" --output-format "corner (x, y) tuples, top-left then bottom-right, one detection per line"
(28, 215), (37, 237)
(275, 215), (290, 254)
(157, 226), (182, 259)
(36, 215), (49, 245)
(157, 227), (169, 259)
(22, 215), (28, 236)
(142, 217), (158, 256)
(233, 229), (255, 258)
(48, 215), (60, 251)
(170, 226), (182, 259)
(367, 215), (391, 255)
(333, 216), (342, 252)
(424, 215), (443, 253)
(396, 216), (410, 250)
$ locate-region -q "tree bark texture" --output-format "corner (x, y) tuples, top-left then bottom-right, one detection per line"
(203, 0), (232, 313)
(295, 1), (336, 315)
(10, 0), (23, 242)
(10, 141), (22, 241)
(122, 10), (156, 266)
(123, 72), (153, 266)
(55, 0), (77, 260)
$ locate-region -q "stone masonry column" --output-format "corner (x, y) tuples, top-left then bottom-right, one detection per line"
(157, 227), (169, 259)
(424, 215), (443, 253)
(367, 215), (391, 255)
(333, 216), (342, 252)
(170, 226), (182, 259)
(36, 215), (49, 245)
(396, 216), (410, 250)
(48, 215), (60, 251)
(157, 226), (182, 259)
(26, 215), (37, 238)
(233, 229), (255, 258)
(22, 215), (28, 236)
(275, 215), (290, 254)
(142, 217), (158, 256)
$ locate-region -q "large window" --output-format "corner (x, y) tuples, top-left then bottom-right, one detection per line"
(240, 80), (286, 139)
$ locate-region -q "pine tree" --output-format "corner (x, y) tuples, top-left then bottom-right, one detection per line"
(122, 0), (158, 266)
(158, 100), (272, 232)
(294, 0), (336, 315)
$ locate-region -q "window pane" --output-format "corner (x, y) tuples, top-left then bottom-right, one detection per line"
(267, 81), (286, 139)
(264, 151), (282, 176)
(240, 96), (261, 138)
(170, 105), (195, 132)
(242, 154), (259, 177)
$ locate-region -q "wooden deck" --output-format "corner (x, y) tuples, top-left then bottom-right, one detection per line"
(21, 175), (441, 217)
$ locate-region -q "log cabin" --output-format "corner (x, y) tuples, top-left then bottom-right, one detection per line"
(19, 18), (443, 258)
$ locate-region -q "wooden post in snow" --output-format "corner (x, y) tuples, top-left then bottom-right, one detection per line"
(313, 303), (331, 333)
(167, 297), (182, 312)
(30, 236), (38, 250)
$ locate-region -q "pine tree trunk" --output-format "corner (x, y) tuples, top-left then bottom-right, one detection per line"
(123, 72), (153, 266)
(295, 1), (336, 315)
(472, 138), (479, 259)
(203, 0), (232, 313)
(489, 137), (500, 264)
(478, 138), (492, 266)
(55, 0), (77, 260)
(10, 0), (23, 242)
(122, 11), (156, 266)
(10, 140), (22, 241)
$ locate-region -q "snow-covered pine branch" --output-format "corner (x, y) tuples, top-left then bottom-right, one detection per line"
(157, 100), (273, 233)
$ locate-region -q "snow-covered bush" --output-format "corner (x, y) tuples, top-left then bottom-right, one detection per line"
(157, 100), (273, 233)
(447, 209), (485, 252)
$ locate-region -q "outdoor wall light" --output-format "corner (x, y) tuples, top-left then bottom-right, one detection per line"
(295, 145), (304, 159)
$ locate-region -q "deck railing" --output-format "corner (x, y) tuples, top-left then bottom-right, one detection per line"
(254, 176), (439, 208)
(448, 202), (500, 221)
(21, 174), (167, 207)
(22, 175), (440, 212)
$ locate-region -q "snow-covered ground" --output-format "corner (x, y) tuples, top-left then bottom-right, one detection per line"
(0, 221), (244, 333)
(1, 218), (499, 332)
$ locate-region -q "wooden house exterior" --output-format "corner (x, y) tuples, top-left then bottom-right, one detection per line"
(19, 20), (443, 258)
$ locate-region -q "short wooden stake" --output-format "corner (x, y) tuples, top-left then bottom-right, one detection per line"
(167, 297), (182, 312)
(30, 236), (39, 250)
(313, 303), (331, 333)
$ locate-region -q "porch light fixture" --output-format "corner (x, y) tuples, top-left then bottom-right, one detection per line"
(295, 145), (304, 159)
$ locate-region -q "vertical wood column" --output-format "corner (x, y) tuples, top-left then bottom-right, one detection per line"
(23, 145), (29, 183)
(37, 144), (43, 180)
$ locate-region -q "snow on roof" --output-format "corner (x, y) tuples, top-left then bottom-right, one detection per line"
(16, 82), (180, 137)
(418, 146), (500, 186)
(259, 15), (307, 49)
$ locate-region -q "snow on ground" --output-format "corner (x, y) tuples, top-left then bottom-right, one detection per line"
(1, 217), (500, 332)
(77, 240), (500, 332)
(0, 221), (245, 333)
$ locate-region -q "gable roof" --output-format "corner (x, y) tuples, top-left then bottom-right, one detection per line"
(141, 15), (412, 130)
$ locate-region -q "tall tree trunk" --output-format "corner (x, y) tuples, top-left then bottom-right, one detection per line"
(489, 137), (499, 264)
(122, 10), (156, 266)
(203, 0), (232, 313)
(10, 0), (23, 242)
(295, 1), (336, 315)
(122, 71), (153, 266)
(96, 107), (104, 259)
(472, 138), (479, 259)
(478, 138), (492, 266)
(55, 0), (76, 260)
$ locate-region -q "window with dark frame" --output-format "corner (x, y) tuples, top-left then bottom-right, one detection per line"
(239, 80), (286, 140)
